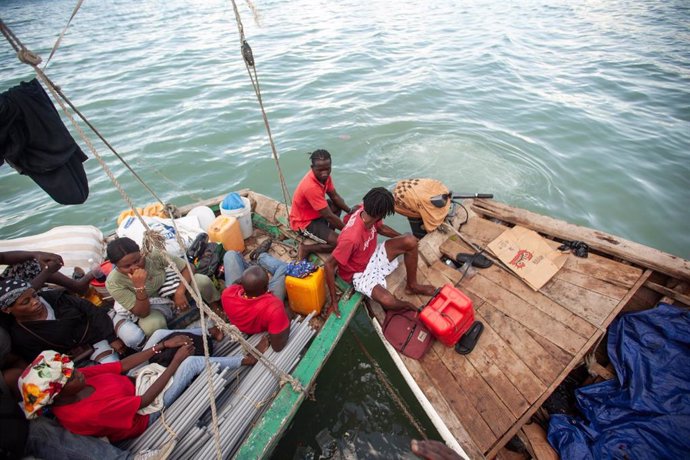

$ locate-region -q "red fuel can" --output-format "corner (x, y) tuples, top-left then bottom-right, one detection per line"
(419, 284), (474, 346)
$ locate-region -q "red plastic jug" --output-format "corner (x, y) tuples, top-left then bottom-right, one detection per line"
(419, 284), (474, 346)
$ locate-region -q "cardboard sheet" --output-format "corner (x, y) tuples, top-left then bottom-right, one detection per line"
(487, 225), (568, 290)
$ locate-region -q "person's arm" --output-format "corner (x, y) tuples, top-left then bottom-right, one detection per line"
(317, 206), (346, 230)
(324, 256), (341, 318)
(268, 327), (290, 352)
(327, 190), (351, 214)
(139, 343), (194, 409)
(172, 264), (193, 311)
(377, 224), (401, 239)
(127, 268), (152, 317)
(120, 334), (193, 373)
(0, 250), (62, 267)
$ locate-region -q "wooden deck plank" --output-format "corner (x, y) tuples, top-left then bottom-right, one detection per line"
(432, 343), (516, 438)
(440, 237), (597, 338)
(453, 214), (644, 289)
(468, 307), (547, 401)
(540, 278), (619, 326)
(485, 330), (604, 458)
(555, 250), (642, 289)
(476, 305), (568, 386)
(553, 267), (630, 301)
(463, 275), (587, 354)
(471, 199), (690, 282)
(461, 333), (531, 418)
(422, 349), (498, 452)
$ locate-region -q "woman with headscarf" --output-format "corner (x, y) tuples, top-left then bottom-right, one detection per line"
(0, 278), (124, 363)
(105, 237), (222, 349)
(18, 343), (257, 442)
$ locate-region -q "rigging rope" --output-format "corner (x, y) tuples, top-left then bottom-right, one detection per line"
(42, 0), (85, 70)
(227, 0), (292, 211)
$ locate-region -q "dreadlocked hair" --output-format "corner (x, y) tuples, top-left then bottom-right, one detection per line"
(363, 187), (395, 220)
(308, 149), (331, 165)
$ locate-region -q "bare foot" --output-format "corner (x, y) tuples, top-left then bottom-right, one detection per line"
(406, 283), (437, 297)
(241, 354), (258, 366)
(208, 326), (224, 342)
(326, 303), (341, 319)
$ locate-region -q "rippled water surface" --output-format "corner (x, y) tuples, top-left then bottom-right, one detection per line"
(2, 0), (689, 457)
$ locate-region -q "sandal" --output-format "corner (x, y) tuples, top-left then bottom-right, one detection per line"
(455, 321), (484, 355)
(455, 252), (493, 269)
(249, 238), (272, 261)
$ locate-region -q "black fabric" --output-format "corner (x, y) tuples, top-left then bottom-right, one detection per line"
(0, 370), (29, 459)
(195, 242), (223, 277)
(0, 79), (88, 204)
(9, 290), (116, 363)
(149, 331), (213, 367)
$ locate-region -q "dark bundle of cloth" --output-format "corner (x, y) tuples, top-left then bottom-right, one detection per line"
(0, 79), (89, 204)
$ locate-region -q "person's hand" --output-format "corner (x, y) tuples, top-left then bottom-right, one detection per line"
(171, 343), (194, 364)
(173, 291), (189, 310)
(327, 300), (341, 319)
(411, 440), (462, 460)
(43, 259), (62, 274)
(109, 338), (126, 355)
(163, 334), (193, 349)
(128, 268), (148, 289)
(34, 252), (63, 269)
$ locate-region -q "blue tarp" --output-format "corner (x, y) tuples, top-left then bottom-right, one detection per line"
(548, 303), (690, 460)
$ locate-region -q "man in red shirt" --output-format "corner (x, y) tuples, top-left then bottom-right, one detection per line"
(289, 149), (352, 259)
(221, 259), (290, 352)
(324, 187), (436, 317)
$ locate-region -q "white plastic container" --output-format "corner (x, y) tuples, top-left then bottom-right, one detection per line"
(187, 206), (216, 232)
(219, 196), (253, 239)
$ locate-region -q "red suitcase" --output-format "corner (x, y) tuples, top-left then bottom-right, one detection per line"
(419, 284), (474, 346)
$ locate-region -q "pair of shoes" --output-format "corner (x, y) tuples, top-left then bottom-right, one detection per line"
(455, 252), (493, 269)
(455, 321), (484, 355)
(249, 238), (272, 261)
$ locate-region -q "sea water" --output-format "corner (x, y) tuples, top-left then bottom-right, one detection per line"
(1, 0), (689, 457)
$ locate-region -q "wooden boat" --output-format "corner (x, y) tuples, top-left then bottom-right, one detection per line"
(114, 189), (364, 459)
(364, 198), (690, 459)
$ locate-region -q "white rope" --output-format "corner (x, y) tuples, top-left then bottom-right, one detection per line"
(42, 0), (85, 70)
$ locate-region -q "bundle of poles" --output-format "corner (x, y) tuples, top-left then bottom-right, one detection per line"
(123, 313), (317, 458)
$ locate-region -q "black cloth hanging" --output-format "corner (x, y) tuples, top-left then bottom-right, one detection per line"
(0, 78), (89, 205)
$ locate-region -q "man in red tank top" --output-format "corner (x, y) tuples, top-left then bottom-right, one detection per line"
(289, 149), (352, 259)
(324, 187), (436, 317)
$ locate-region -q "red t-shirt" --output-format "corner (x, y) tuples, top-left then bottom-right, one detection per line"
(52, 362), (149, 442)
(332, 208), (382, 283)
(221, 284), (290, 334)
(289, 170), (335, 230)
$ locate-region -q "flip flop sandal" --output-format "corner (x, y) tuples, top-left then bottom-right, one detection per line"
(455, 252), (493, 269)
(455, 321), (484, 355)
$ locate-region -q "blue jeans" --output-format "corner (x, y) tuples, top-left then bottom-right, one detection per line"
(143, 328), (243, 424)
(223, 251), (288, 300)
(26, 417), (132, 459)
